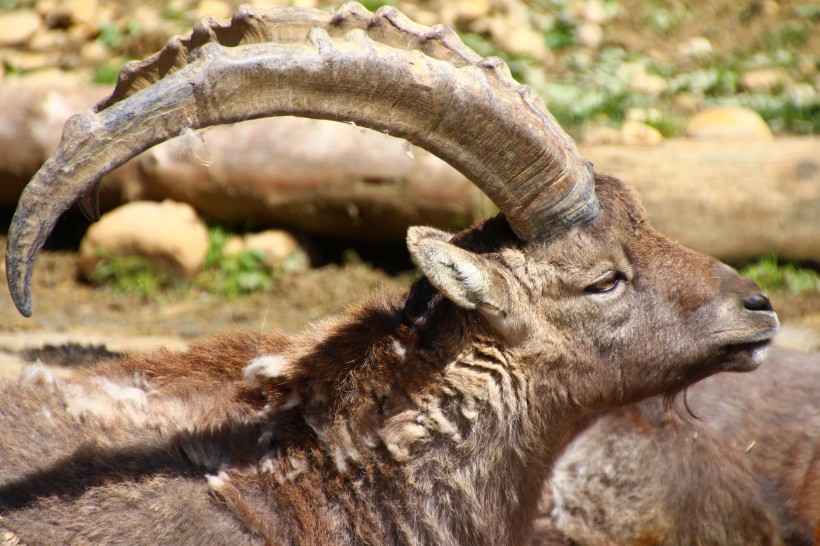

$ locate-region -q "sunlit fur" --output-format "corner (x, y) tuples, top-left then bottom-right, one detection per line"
(0, 175), (777, 545)
(530, 347), (819, 546)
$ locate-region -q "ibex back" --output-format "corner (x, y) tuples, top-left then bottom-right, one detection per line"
(1, 4), (778, 545)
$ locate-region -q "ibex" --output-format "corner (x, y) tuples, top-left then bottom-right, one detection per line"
(529, 346), (820, 546)
(2, 3), (779, 545)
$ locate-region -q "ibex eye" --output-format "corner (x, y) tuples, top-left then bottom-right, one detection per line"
(586, 272), (624, 294)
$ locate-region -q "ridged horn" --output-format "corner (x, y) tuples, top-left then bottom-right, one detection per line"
(6, 2), (598, 317)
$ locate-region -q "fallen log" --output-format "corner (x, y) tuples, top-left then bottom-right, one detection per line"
(582, 139), (820, 264)
(0, 83), (817, 262)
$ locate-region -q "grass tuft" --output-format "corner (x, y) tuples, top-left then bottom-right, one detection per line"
(740, 254), (820, 295)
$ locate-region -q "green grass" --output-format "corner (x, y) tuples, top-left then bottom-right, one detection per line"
(90, 253), (176, 300)
(740, 254), (820, 295)
(89, 226), (289, 299)
(91, 60), (126, 85)
(195, 227), (276, 296)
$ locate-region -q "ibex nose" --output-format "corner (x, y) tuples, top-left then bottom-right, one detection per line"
(743, 293), (773, 312)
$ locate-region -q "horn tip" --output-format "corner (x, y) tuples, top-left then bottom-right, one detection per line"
(5, 236), (35, 317)
(6, 266), (33, 318)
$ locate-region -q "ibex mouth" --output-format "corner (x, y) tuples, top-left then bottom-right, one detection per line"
(720, 337), (774, 372)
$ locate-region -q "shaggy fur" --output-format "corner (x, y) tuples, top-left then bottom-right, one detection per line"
(531, 347), (820, 546)
(0, 175), (778, 545)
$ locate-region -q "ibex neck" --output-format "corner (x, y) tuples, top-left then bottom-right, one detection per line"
(245, 297), (567, 544)
(301, 340), (559, 545)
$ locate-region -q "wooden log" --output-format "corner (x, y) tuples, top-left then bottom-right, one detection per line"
(0, 83), (817, 262)
(582, 139), (820, 264)
(132, 117), (491, 241)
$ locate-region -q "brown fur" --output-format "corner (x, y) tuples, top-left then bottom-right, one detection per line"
(534, 347), (819, 546)
(0, 174), (778, 545)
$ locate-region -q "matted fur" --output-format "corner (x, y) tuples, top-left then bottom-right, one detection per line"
(532, 347), (820, 546)
(0, 175), (779, 545)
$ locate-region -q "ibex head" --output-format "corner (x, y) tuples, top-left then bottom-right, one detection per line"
(6, 2), (776, 410)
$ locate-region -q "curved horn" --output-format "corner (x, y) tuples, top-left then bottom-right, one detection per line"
(6, 2), (598, 317)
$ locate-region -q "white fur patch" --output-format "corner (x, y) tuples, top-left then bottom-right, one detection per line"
(63, 376), (151, 425)
(381, 411), (429, 462)
(244, 354), (290, 386)
(259, 455), (278, 474)
(279, 393), (302, 411)
(455, 260), (487, 295)
(391, 339), (407, 360)
(20, 362), (56, 386)
(206, 471), (230, 491)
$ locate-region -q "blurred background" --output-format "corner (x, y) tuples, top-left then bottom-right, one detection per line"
(0, 0), (817, 370)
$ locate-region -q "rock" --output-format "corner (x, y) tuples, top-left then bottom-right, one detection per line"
(686, 106), (773, 141)
(17, 68), (87, 86)
(677, 36), (712, 59)
(788, 83), (817, 101)
(798, 56), (817, 77)
(740, 67), (791, 92)
(672, 92), (704, 114)
(582, 125), (621, 145)
(628, 71), (668, 95)
(455, 0), (492, 21)
(0, 10), (42, 47)
(78, 40), (110, 67)
(26, 28), (68, 52)
(483, 16), (548, 59)
(223, 230), (306, 270)
(2, 51), (59, 72)
(617, 63), (668, 95)
(61, 0), (99, 27)
(78, 201), (209, 280)
(570, 0), (611, 24)
(577, 22), (603, 50)
(195, 0), (233, 19)
(621, 121), (663, 146)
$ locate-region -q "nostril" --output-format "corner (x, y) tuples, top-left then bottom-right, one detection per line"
(743, 293), (773, 312)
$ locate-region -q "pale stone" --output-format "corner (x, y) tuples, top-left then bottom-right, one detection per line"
(797, 56), (817, 77)
(78, 41), (110, 66)
(628, 72), (668, 95)
(686, 106), (773, 141)
(615, 62), (643, 84)
(740, 67), (791, 92)
(2, 51), (58, 72)
(487, 16), (548, 59)
(582, 125), (621, 145)
(195, 0), (233, 20)
(78, 201), (209, 279)
(223, 230), (304, 269)
(621, 121), (663, 146)
(788, 83), (816, 101)
(62, 0), (99, 26)
(672, 92), (704, 114)
(570, 0), (610, 24)
(27, 28), (68, 52)
(456, 0), (492, 21)
(0, 11), (42, 47)
(677, 36), (712, 59)
(577, 22), (603, 50)
(18, 68), (86, 86)
(626, 107), (663, 124)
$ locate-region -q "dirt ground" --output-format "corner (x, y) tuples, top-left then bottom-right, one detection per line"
(0, 232), (414, 375)
(1, 228), (818, 379)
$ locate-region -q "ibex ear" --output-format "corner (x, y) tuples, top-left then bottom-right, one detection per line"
(407, 226), (502, 313)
